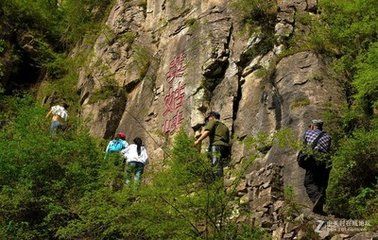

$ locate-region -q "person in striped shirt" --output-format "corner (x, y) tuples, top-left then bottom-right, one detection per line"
(303, 119), (332, 215)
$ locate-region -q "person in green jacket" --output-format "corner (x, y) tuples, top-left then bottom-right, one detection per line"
(195, 111), (230, 178)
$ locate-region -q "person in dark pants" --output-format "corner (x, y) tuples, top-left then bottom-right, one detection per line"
(194, 112), (230, 178)
(303, 119), (332, 215)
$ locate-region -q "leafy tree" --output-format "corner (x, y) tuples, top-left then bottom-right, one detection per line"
(327, 126), (378, 219)
(304, 0), (378, 220)
(0, 95), (103, 239)
(353, 42), (378, 115)
(57, 131), (269, 240)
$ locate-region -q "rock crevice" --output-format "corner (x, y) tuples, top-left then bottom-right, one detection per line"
(75, 1), (357, 237)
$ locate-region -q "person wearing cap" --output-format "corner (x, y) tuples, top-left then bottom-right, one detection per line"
(46, 103), (69, 136)
(302, 119), (332, 215)
(194, 111), (230, 178)
(104, 132), (129, 160)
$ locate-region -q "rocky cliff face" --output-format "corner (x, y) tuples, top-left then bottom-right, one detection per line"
(77, 0), (345, 213)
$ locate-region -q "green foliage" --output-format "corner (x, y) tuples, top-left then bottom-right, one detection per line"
(285, 0), (377, 70)
(353, 42), (378, 112)
(101, 25), (117, 46)
(0, 0), (63, 41)
(57, 131), (268, 239)
(132, 45), (152, 77)
(285, 0), (378, 219)
(118, 31), (137, 45)
(59, 0), (113, 46)
(0, 95), (103, 239)
(89, 77), (127, 104)
(231, 0), (277, 28)
(0, 0), (113, 99)
(0, 94), (31, 128)
(0, 39), (6, 54)
(186, 18), (200, 32)
(274, 128), (302, 151)
(231, 0), (277, 66)
(244, 132), (273, 154)
(290, 97), (311, 110)
(283, 186), (302, 220)
(38, 45), (94, 110)
(327, 127), (378, 219)
(0, 0), (112, 46)
(43, 52), (70, 79)
(282, 187), (320, 239)
(286, 0), (377, 58)
(318, 0), (377, 57)
(39, 65), (81, 108)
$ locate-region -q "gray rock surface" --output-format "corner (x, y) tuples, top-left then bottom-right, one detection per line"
(74, 1), (370, 238)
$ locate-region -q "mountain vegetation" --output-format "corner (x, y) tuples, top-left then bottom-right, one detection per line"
(0, 0), (377, 238)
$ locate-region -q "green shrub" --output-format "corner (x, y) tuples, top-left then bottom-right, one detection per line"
(231, 0), (277, 64)
(0, 0), (113, 48)
(283, 186), (302, 220)
(290, 97), (311, 110)
(101, 26), (117, 45)
(0, 95), (104, 239)
(132, 45), (152, 77)
(0, 0), (62, 41)
(353, 42), (378, 114)
(327, 127), (378, 219)
(231, 0), (277, 28)
(58, 0), (113, 46)
(118, 31), (137, 45)
(89, 77), (127, 104)
(57, 131), (267, 239)
(294, 1), (378, 220)
(318, 0), (377, 57)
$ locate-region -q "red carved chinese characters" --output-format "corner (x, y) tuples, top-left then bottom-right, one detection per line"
(162, 111), (184, 134)
(162, 53), (186, 134)
(163, 82), (185, 116)
(166, 53), (186, 84)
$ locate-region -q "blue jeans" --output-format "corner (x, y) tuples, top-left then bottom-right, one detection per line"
(209, 145), (229, 178)
(125, 161), (145, 188)
(50, 120), (62, 136)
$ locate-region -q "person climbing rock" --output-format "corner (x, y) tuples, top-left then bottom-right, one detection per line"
(46, 103), (68, 136)
(104, 132), (128, 160)
(121, 137), (148, 189)
(194, 111), (230, 178)
(302, 119), (332, 215)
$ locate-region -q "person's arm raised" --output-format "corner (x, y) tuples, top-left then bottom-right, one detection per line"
(46, 109), (52, 119)
(194, 130), (210, 145)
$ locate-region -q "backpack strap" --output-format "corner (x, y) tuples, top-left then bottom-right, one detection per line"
(311, 132), (325, 150)
(210, 120), (220, 136)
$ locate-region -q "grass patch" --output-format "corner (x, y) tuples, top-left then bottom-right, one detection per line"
(88, 78), (127, 104)
(231, 0), (277, 30)
(132, 45), (152, 77)
(118, 31), (137, 45)
(290, 97), (311, 109)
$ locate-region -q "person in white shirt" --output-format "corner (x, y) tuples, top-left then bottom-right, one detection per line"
(121, 137), (148, 188)
(46, 103), (68, 136)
